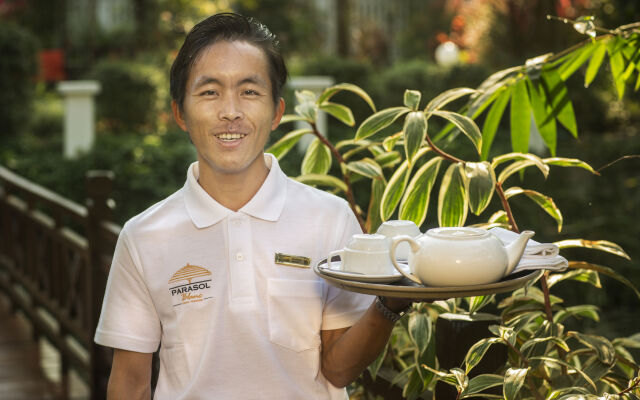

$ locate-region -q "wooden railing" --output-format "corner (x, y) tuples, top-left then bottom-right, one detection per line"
(0, 166), (116, 400)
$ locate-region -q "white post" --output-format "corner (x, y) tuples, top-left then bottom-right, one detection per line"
(287, 76), (335, 152)
(57, 81), (101, 158)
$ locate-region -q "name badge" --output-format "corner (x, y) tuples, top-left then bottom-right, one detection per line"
(275, 253), (311, 268)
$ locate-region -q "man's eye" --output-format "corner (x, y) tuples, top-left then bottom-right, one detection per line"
(201, 90), (217, 96)
(243, 89), (259, 96)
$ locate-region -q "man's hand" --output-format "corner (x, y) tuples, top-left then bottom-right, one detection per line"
(107, 349), (153, 400)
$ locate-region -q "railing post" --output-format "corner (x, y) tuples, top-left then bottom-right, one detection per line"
(86, 170), (114, 400)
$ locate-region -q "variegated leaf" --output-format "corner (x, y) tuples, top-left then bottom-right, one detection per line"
(438, 163), (468, 227)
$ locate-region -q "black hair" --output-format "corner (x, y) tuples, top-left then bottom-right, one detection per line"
(170, 12), (288, 109)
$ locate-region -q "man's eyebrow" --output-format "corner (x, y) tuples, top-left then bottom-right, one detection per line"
(191, 76), (221, 90)
(238, 75), (268, 87)
(191, 75), (269, 90)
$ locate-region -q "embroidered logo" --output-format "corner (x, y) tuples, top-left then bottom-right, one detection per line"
(169, 263), (213, 306)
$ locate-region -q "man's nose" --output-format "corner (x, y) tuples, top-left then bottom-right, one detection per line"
(218, 95), (243, 121)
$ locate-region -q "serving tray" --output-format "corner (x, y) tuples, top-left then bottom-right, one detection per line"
(313, 258), (544, 299)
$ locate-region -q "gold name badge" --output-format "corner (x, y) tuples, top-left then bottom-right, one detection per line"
(275, 253), (311, 268)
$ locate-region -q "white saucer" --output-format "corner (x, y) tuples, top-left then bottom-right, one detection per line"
(317, 259), (409, 283)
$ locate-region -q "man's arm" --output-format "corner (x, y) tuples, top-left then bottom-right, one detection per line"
(320, 297), (410, 388)
(107, 349), (153, 400)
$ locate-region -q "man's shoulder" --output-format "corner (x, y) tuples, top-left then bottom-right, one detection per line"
(285, 176), (351, 212)
(121, 188), (187, 234)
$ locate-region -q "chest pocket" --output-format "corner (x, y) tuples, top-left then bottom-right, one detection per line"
(267, 279), (323, 352)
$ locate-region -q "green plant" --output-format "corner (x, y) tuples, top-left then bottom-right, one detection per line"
(268, 17), (640, 399)
(89, 59), (164, 133)
(0, 22), (39, 139)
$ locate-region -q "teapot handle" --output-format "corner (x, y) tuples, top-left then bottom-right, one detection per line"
(390, 235), (423, 285)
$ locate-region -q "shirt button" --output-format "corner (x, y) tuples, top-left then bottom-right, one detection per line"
(235, 252), (244, 261)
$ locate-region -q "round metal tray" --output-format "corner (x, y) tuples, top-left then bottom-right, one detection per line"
(313, 259), (544, 299)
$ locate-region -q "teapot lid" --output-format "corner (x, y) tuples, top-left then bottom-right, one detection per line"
(426, 227), (489, 240)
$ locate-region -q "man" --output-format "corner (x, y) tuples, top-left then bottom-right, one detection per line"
(95, 12), (411, 399)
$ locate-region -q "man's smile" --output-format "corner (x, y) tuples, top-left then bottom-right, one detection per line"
(215, 132), (247, 142)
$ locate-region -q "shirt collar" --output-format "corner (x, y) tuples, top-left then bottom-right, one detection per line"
(183, 153), (288, 228)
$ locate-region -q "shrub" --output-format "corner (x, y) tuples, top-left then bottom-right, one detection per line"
(89, 60), (162, 133)
(0, 23), (39, 138)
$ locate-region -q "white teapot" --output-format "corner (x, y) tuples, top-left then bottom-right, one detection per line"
(389, 227), (534, 287)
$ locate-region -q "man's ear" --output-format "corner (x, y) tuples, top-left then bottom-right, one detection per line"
(171, 100), (188, 132)
(270, 98), (286, 130)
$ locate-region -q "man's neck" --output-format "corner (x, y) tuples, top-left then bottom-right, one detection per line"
(196, 156), (270, 212)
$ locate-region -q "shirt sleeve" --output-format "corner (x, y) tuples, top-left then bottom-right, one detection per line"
(321, 203), (375, 330)
(94, 225), (161, 353)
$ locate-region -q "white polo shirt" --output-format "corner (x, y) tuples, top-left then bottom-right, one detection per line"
(95, 153), (373, 399)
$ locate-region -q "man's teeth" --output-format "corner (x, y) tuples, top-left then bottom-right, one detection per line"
(217, 133), (246, 141)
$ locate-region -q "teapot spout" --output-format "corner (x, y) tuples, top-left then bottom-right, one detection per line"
(504, 230), (535, 275)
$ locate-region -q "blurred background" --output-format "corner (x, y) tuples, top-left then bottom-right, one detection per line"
(0, 0), (639, 375)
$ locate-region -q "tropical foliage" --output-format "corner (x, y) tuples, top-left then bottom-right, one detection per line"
(268, 17), (640, 399)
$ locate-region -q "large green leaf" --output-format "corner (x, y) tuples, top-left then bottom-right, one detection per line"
(382, 131), (403, 152)
(543, 157), (597, 174)
(459, 374), (504, 398)
(409, 312), (431, 355)
(585, 40), (608, 88)
(481, 87), (510, 160)
(345, 158), (384, 180)
(294, 174), (347, 193)
(553, 304), (600, 324)
(438, 163), (468, 227)
(559, 41), (597, 80)
(431, 110), (482, 155)
(542, 69), (578, 138)
(555, 239), (630, 259)
(294, 90), (318, 122)
(366, 178), (386, 234)
(504, 187), (562, 231)
(467, 84), (504, 120)
(497, 159), (549, 184)
(491, 153), (549, 183)
(465, 161), (496, 216)
(567, 331), (616, 366)
(569, 261), (640, 300)
(404, 89), (422, 110)
(374, 151), (403, 170)
(451, 368), (469, 392)
(355, 107), (410, 140)
(279, 114), (308, 125)
(301, 138), (332, 174)
(530, 356), (597, 391)
(520, 336), (570, 354)
(510, 78), (531, 154)
(317, 83), (376, 112)
(318, 102), (355, 126)
(548, 269), (602, 289)
(403, 111), (428, 165)
(526, 77), (557, 155)
(477, 65), (522, 93)
(503, 368), (529, 400)
(464, 337), (504, 374)
(425, 87), (476, 112)
(465, 294), (495, 314)
(607, 37), (626, 99)
(399, 157), (443, 226)
(265, 128), (313, 159)
(380, 160), (411, 221)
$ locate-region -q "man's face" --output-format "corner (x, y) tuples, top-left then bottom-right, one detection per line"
(173, 40), (284, 178)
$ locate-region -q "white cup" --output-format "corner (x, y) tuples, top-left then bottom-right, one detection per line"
(328, 233), (394, 275)
(376, 220), (421, 260)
